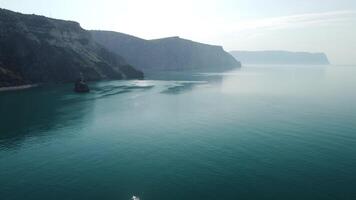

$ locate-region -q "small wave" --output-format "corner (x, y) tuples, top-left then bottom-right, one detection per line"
(161, 81), (207, 94)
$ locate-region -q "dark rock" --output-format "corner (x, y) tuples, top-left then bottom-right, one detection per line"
(74, 79), (90, 93)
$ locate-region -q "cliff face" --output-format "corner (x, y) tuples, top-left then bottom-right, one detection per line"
(230, 51), (330, 65)
(0, 9), (143, 87)
(91, 31), (241, 72)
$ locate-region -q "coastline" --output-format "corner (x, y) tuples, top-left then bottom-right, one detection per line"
(0, 84), (37, 92)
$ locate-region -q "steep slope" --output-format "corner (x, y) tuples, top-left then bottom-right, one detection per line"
(91, 31), (241, 72)
(0, 9), (143, 88)
(230, 50), (330, 65)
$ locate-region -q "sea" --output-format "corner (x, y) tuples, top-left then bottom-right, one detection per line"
(1, 65), (356, 200)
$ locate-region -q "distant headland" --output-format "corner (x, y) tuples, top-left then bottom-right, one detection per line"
(230, 50), (330, 65)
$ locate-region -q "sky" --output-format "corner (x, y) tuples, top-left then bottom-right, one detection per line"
(1, 0), (356, 65)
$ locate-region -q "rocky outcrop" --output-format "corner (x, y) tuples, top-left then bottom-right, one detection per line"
(229, 50), (330, 65)
(74, 79), (90, 93)
(91, 31), (241, 72)
(0, 9), (143, 88)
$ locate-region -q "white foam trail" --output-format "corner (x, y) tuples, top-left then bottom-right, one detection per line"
(131, 195), (140, 200)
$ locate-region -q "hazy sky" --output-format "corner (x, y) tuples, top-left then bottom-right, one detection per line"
(1, 0), (356, 64)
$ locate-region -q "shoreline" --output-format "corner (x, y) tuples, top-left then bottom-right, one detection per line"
(0, 84), (38, 92)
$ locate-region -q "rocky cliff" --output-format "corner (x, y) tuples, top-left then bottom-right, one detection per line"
(91, 31), (241, 72)
(0, 9), (143, 88)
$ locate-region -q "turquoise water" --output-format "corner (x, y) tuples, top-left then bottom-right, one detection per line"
(1, 65), (356, 200)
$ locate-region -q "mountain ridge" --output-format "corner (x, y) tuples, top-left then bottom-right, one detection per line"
(91, 30), (241, 72)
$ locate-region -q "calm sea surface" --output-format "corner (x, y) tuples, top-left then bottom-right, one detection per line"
(1, 65), (356, 200)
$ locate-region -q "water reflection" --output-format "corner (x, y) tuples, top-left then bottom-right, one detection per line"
(0, 85), (96, 149)
(161, 82), (207, 94)
(218, 65), (328, 96)
(0, 66), (335, 149)
(145, 69), (229, 83)
(1, 66), (356, 200)
(88, 82), (154, 100)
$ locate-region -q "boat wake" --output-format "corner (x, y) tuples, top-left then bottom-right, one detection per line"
(131, 195), (140, 200)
